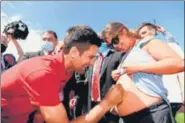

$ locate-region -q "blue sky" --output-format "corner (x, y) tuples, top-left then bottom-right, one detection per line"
(1, 1), (184, 51)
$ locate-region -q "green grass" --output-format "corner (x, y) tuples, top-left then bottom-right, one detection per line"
(175, 113), (184, 123)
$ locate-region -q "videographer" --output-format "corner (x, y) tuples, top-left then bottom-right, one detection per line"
(3, 20), (29, 62)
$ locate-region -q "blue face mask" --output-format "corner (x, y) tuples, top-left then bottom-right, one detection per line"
(41, 41), (54, 52)
(98, 43), (108, 53)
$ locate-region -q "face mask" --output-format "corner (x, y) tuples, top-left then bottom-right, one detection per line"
(1, 43), (7, 53)
(98, 43), (108, 53)
(41, 41), (54, 52)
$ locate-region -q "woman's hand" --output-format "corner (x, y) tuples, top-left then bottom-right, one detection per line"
(112, 63), (142, 81)
(111, 69), (122, 81)
(122, 63), (142, 75)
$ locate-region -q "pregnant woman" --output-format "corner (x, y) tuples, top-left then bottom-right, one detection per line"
(101, 22), (184, 123)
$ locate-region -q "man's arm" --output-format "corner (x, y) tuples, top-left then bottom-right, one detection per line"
(19, 52), (30, 62)
(40, 84), (124, 123)
(10, 38), (24, 62)
(134, 39), (184, 74)
(40, 103), (69, 123)
(157, 25), (184, 101)
(156, 25), (176, 43)
(40, 100), (110, 123)
(162, 31), (176, 43)
(19, 51), (43, 63)
(26, 69), (123, 123)
(70, 100), (112, 123)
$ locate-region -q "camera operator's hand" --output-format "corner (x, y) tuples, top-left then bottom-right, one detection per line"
(1, 33), (8, 45)
(103, 84), (124, 107)
(7, 34), (16, 42)
(1, 33), (9, 54)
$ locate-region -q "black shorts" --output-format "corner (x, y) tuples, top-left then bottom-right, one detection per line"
(121, 100), (175, 123)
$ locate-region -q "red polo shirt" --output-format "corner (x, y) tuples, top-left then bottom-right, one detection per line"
(1, 51), (72, 123)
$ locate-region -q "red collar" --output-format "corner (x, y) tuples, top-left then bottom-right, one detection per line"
(55, 51), (73, 82)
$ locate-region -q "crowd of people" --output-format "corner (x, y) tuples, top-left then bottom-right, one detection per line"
(1, 20), (184, 123)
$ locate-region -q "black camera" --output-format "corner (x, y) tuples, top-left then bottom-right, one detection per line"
(3, 20), (29, 40)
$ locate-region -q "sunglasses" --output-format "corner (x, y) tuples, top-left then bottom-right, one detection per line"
(111, 36), (119, 45)
(141, 31), (147, 35)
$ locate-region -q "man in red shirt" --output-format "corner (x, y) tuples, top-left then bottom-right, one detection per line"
(1, 25), (124, 123)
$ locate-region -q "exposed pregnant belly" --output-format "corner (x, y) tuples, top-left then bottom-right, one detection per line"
(115, 74), (162, 116)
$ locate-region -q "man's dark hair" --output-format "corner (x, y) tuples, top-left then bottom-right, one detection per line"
(43, 30), (58, 40)
(137, 22), (157, 36)
(63, 25), (101, 53)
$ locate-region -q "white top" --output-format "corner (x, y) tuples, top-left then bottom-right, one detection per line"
(162, 41), (184, 103)
(168, 42), (184, 59)
(163, 74), (183, 103)
(159, 31), (184, 103)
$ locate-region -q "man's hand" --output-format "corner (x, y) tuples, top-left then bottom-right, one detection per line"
(69, 96), (79, 110)
(103, 84), (124, 107)
(70, 84), (124, 123)
(39, 85), (124, 123)
(156, 25), (166, 33)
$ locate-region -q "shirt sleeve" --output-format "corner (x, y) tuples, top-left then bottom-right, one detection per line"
(24, 69), (61, 106)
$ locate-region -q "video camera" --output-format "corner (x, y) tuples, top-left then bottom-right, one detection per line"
(3, 20), (29, 40)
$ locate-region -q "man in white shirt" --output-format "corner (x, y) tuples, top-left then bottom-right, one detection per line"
(137, 23), (184, 117)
